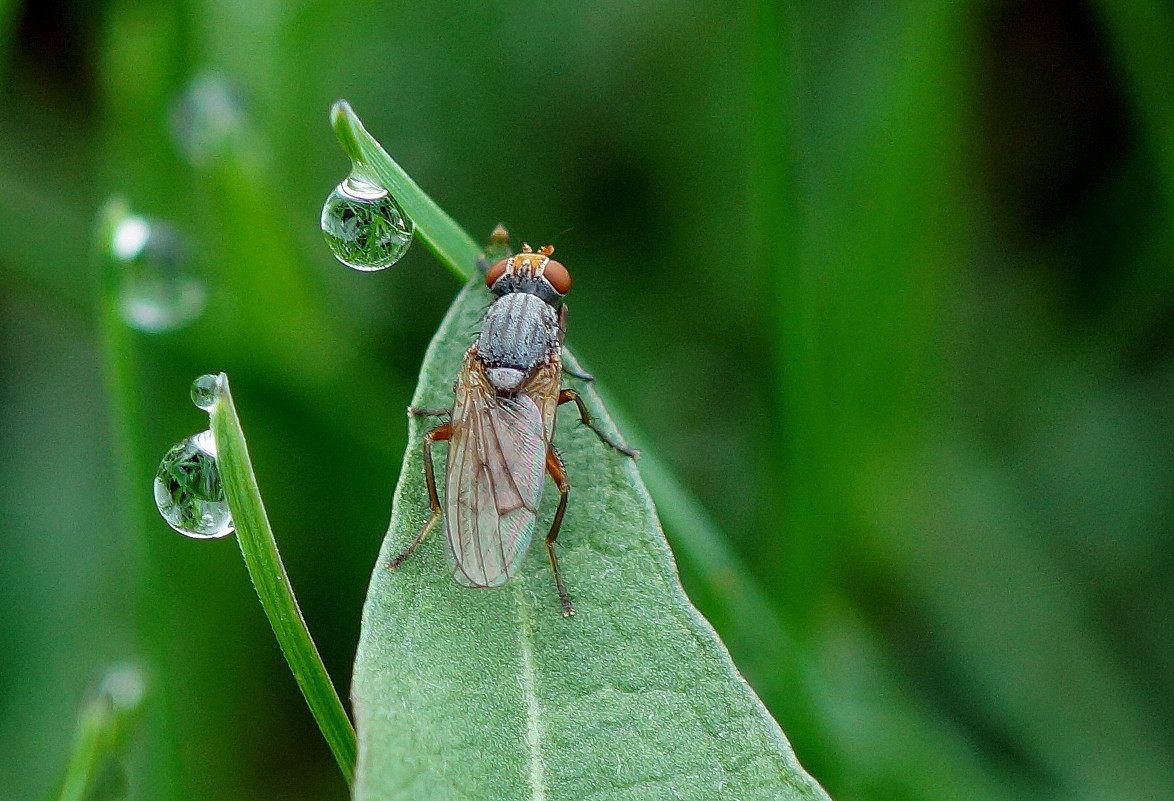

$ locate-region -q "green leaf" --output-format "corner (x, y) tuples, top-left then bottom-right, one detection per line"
(352, 276), (829, 801)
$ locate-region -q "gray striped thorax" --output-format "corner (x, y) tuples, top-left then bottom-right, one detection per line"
(477, 292), (560, 394)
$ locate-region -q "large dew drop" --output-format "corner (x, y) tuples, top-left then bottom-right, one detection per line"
(320, 171), (414, 271)
(110, 214), (205, 333)
(154, 430), (235, 539)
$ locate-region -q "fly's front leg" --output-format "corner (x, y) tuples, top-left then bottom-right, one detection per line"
(388, 422), (450, 570)
(544, 446), (576, 617)
(562, 359), (596, 382)
(557, 308), (596, 382)
(557, 388), (639, 458)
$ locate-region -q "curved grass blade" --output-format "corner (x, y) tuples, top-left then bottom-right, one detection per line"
(330, 100), (480, 281)
(352, 276), (830, 801)
(208, 374), (357, 783)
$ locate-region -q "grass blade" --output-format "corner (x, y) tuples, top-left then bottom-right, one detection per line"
(208, 373), (357, 783)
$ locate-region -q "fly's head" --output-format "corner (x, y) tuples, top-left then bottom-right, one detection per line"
(485, 244), (571, 307)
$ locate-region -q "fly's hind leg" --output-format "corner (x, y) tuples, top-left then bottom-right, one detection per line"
(544, 446), (576, 617)
(388, 422), (450, 570)
(558, 388), (639, 458)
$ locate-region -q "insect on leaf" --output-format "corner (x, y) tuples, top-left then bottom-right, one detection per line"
(352, 274), (830, 801)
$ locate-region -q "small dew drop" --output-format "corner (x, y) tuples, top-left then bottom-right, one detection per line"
(109, 214), (205, 333)
(99, 664), (146, 712)
(321, 171), (414, 271)
(190, 373), (222, 411)
(154, 430), (234, 539)
(169, 74), (247, 167)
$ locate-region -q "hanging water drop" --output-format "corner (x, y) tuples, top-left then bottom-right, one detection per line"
(154, 430), (235, 539)
(321, 170), (414, 271)
(190, 373), (223, 411)
(108, 212), (205, 333)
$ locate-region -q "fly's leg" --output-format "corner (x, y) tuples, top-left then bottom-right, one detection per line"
(544, 446), (576, 617)
(562, 361), (596, 382)
(388, 422), (451, 570)
(558, 315), (596, 381)
(409, 406), (450, 418)
(558, 388), (639, 458)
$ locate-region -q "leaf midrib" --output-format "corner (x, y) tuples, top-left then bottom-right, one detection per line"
(516, 586), (548, 801)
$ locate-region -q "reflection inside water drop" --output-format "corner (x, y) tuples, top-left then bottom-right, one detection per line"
(110, 214), (205, 333)
(154, 430), (234, 539)
(321, 172), (414, 271)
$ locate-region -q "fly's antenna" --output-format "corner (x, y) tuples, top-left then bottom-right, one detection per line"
(547, 225), (575, 245)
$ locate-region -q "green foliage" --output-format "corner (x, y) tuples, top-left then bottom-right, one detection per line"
(2, 2), (1174, 801)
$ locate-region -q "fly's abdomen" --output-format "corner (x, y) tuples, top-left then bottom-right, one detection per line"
(442, 386), (546, 588)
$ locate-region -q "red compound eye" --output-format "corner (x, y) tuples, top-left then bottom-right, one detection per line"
(542, 259), (571, 294)
(485, 257), (509, 288)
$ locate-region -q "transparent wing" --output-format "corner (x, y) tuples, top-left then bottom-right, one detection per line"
(444, 375), (547, 588)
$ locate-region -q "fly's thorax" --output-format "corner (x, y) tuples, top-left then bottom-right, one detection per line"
(476, 292), (560, 393)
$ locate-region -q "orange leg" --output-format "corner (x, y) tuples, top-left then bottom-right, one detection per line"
(388, 422), (451, 570)
(557, 388), (639, 458)
(544, 446), (576, 616)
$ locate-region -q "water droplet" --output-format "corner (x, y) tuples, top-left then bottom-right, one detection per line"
(154, 430), (234, 539)
(321, 171), (414, 271)
(190, 373), (223, 411)
(169, 74), (248, 167)
(109, 213), (205, 333)
(99, 664), (146, 712)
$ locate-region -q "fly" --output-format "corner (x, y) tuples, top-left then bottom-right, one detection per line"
(389, 234), (637, 616)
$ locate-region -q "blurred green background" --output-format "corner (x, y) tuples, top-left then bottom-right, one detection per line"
(2, 0), (1173, 799)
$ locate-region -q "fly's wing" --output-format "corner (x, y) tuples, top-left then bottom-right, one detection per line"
(443, 375), (546, 588)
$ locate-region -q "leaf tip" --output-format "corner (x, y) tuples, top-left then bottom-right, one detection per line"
(329, 99), (352, 128)
(330, 99), (365, 164)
